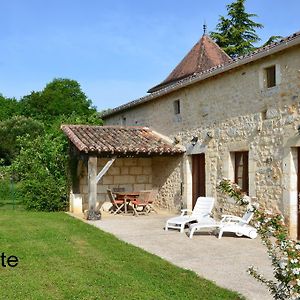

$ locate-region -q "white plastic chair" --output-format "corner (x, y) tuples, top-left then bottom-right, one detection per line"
(165, 197), (215, 233)
(188, 209), (257, 239)
(218, 210), (257, 239)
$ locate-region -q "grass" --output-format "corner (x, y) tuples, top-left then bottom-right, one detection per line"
(0, 211), (244, 300)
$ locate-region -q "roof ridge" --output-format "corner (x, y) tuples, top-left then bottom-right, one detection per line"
(102, 30), (300, 119)
(62, 124), (150, 130)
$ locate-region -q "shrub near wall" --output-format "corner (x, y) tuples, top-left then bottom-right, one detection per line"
(218, 179), (300, 300)
(10, 113), (102, 212)
(12, 133), (68, 211)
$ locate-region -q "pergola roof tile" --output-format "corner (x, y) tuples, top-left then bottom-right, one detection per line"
(61, 125), (185, 156)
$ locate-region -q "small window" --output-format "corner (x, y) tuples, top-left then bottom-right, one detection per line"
(173, 100), (180, 115)
(234, 151), (249, 194)
(265, 65), (276, 88)
(122, 116), (126, 126)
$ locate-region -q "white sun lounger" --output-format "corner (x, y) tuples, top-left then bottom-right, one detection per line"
(189, 210), (257, 239)
(165, 197), (215, 233)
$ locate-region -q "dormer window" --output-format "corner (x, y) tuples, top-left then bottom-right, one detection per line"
(173, 100), (180, 115)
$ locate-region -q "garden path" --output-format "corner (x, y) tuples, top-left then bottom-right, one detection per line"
(72, 213), (273, 300)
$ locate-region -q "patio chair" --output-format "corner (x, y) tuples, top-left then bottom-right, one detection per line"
(165, 197), (215, 233)
(107, 189), (125, 215)
(130, 191), (152, 216)
(218, 209), (257, 239)
(188, 209), (257, 239)
(142, 189), (158, 213)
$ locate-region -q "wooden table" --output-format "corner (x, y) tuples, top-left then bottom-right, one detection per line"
(114, 192), (140, 214)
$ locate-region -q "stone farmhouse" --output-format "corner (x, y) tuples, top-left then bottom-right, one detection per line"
(63, 30), (300, 238)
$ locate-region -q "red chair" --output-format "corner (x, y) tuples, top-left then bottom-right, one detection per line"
(107, 189), (125, 214)
(131, 190), (158, 216)
(147, 189), (158, 213)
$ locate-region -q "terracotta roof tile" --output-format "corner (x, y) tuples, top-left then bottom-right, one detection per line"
(102, 30), (300, 119)
(61, 125), (185, 156)
(148, 35), (231, 93)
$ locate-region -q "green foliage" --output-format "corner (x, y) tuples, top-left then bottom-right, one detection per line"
(0, 116), (44, 164)
(210, 0), (263, 57)
(11, 132), (68, 211)
(19, 177), (67, 211)
(0, 95), (20, 121)
(262, 35), (283, 47)
(0, 179), (24, 210)
(248, 211), (300, 299)
(20, 78), (96, 121)
(51, 111), (103, 131)
(0, 78), (102, 211)
(10, 113), (102, 211)
(218, 179), (300, 300)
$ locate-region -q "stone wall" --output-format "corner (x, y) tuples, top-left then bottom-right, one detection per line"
(105, 46), (300, 138)
(78, 156), (183, 212)
(79, 157), (153, 211)
(104, 45), (300, 237)
(152, 156), (182, 212)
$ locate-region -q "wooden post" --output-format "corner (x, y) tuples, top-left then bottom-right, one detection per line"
(86, 156), (101, 220)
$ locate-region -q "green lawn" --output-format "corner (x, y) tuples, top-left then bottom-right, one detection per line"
(0, 211), (244, 300)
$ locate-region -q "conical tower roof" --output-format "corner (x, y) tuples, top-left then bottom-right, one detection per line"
(148, 34), (231, 93)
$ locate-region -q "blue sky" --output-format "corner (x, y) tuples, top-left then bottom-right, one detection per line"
(0, 0), (299, 110)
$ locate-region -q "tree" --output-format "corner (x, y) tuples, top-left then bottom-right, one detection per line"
(0, 95), (20, 121)
(0, 77), (102, 211)
(262, 35), (283, 47)
(210, 0), (263, 57)
(11, 114), (101, 211)
(20, 78), (96, 121)
(0, 116), (44, 165)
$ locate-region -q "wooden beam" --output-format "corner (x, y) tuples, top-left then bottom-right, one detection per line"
(96, 157), (116, 183)
(85, 156), (116, 220)
(86, 156), (100, 220)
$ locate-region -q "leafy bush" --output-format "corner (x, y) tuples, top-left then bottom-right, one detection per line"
(0, 175), (13, 202)
(20, 177), (67, 211)
(12, 132), (68, 211)
(218, 178), (300, 300)
(11, 113), (102, 212)
(0, 95), (20, 121)
(0, 116), (44, 164)
(0, 166), (23, 209)
(0, 78), (103, 212)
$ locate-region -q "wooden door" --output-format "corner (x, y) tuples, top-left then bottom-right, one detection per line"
(234, 151), (249, 194)
(192, 154), (206, 208)
(297, 148), (300, 240)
